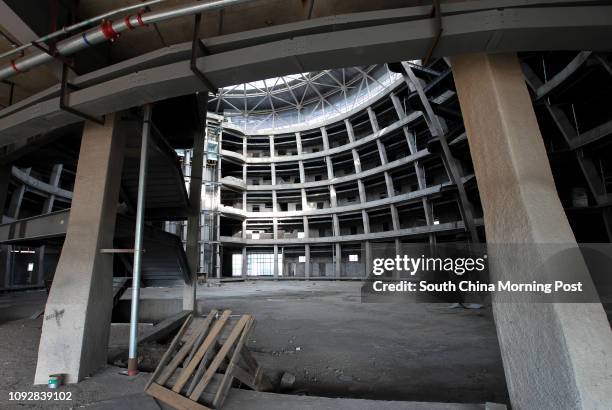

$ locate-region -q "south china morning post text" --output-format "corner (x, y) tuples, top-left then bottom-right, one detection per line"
(360, 243), (608, 303)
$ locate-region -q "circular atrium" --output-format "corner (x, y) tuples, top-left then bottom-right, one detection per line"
(0, 2), (611, 410)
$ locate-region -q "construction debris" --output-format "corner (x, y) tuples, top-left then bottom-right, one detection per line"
(145, 310), (273, 409)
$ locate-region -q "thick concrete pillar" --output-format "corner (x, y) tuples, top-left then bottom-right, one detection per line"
(34, 114), (127, 384)
(452, 53), (612, 409)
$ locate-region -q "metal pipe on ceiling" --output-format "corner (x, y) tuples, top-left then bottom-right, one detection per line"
(0, 0), (258, 81)
(0, 0), (167, 61)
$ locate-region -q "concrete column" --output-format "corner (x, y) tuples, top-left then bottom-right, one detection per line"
(329, 185), (338, 207)
(357, 179), (366, 203)
(320, 127), (330, 150)
(325, 157), (334, 179)
(271, 163), (276, 185)
(334, 243), (341, 277)
(272, 190), (277, 213)
(351, 149), (361, 173)
(361, 209), (370, 234)
(367, 107), (380, 132)
(273, 244), (279, 279)
(298, 161), (306, 183)
(384, 172), (394, 198)
(452, 52), (612, 409)
(376, 140), (388, 165)
(34, 114), (127, 384)
(364, 241), (372, 277)
(295, 132), (302, 155)
(332, 214), (340, 236)
(301, 188), (308, 211)
(304, 244), (310, 279)
(344, 119), (355, 143)
(242, 137), (247, 158)
(269, 135), (275, 157)
(302, 216), (309, 238)
(241, 247), (247, 277)
(390, 204), (400, 231)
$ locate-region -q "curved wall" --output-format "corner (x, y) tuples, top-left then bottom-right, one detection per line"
(217, 60), (483, 279)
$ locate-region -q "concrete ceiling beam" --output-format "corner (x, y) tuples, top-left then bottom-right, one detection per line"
(0, 4), (611, 147)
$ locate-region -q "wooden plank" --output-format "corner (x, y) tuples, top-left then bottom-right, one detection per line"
(186, 342), (218, 397)
(172, 310), (232, 393)
(189, 315), (250, 401)
(240, 347), (259, 374)
(140, 310), (191, 345)
(156, 310), (218, 386)
(232, 365), (257, 390)
(146, 383), (211, 410)
(145, 313), (193, 390)
(213, 316), (254, 408)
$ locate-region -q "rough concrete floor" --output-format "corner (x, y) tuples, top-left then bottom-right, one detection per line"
(0, 282), (510, 408)
(135, 281), (510, 405)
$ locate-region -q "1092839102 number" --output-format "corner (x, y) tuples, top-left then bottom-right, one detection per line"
(9, 391), (72, 401)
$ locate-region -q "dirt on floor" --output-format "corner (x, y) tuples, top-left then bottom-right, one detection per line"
(0, 281), (510, 408)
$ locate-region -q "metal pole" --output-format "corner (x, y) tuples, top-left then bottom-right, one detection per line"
(127, 104), (152, 376)
(0, 0), (259, 81)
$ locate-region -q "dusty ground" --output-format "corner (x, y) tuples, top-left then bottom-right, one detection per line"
(0, 282), (509, 408)
(141, 281), (509, 404)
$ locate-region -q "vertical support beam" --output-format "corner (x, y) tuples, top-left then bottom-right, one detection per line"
(269, 135), (275, 158)
(127, 105), (151, 376)
(273, 244), (279, 279)
(241, 246), (247, 278)
(298, 161), (306, 184)
(334, 243), (341, 278)
(304, 244), (310, 279)
(302, 215), (309, 238)
(320, 127), (330, 150)
(34, 113), (127, 384)
(357, 179), (366, 203)
(295, 132), (303, 155)
(329, 185), (338, 208)
(184, 98), (208, 311)
(367, 107), (380, 133)
(325, 157), (334, 180)
(344, 120), (355, 143)
(301, 188), (308, 211)
(452, 52), (612, 409)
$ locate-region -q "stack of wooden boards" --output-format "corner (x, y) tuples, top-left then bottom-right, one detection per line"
(145, 310), (273, 410)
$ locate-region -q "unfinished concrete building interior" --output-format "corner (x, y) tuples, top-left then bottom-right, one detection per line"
(0, 1), (611, 409)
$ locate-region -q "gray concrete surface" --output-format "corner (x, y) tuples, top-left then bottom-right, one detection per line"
(1, 281), (508, 407)
(453, 53), (612, 409)
(35, 114), (128, 385)
(129, 281), (509, 404)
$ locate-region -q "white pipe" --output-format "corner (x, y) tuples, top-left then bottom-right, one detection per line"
(0, 0), (258, 81)
(127, 104), (152, 376)
(0, 0), (167, 61)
